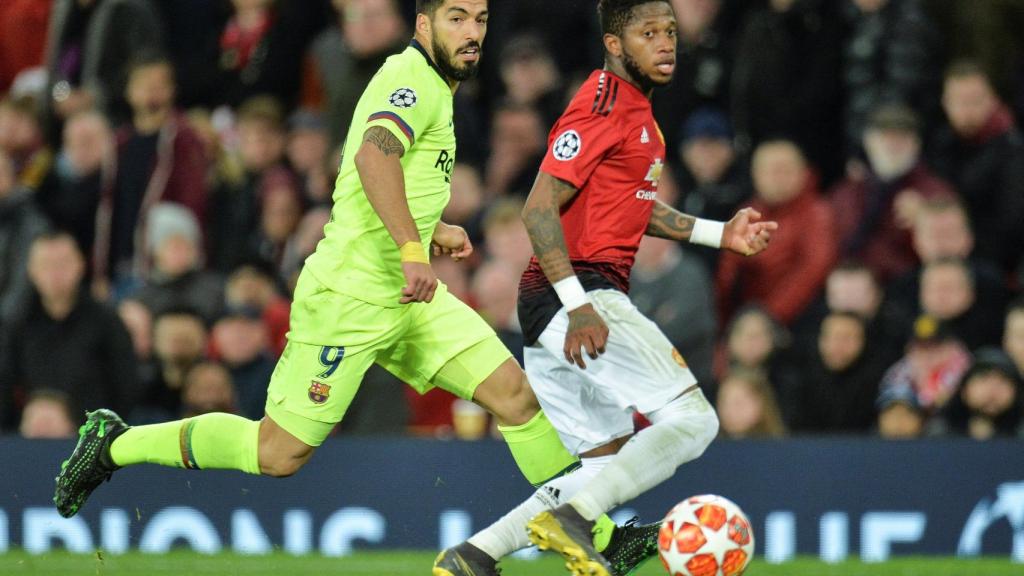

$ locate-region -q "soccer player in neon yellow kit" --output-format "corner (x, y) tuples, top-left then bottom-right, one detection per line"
(54, 0), (582, 519)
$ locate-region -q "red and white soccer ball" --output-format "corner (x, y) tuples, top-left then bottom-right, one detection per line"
(657, 494), (755, 576)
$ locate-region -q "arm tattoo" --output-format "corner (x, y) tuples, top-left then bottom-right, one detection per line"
(523, 177), (577, 281)
(363, 126), (406, 157)
(645, 201), (696, 241)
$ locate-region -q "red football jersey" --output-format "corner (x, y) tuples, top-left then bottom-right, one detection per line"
(519, 70), (666, 343)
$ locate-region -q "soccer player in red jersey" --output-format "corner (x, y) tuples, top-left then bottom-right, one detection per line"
(434, 2), (777, 575)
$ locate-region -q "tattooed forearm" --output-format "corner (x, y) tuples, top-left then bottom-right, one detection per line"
(522, 175), (578, 282)
(363, 126), (406, 157)
(645, 200), (696, 241)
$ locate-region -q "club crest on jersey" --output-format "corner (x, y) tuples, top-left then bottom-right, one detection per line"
(552, 130), (582, 161)
(308, 381), (332, 404)
(645, 158), (664, 184)
(388, 88), (417, 108)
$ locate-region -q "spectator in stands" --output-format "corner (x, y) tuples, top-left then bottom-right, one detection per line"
(210, 306), (274, 420)
(878, 315), (971, 417)
(674, 108), (748, 273)
(303, 0), (408, 148)
(877, 386), (925, 439)
(716, 140), (837, 326)
(632, 236), (717, 394)
(0, 232), (136, 431)
(181, 362), (237, 418)
(36, 110), (112, 263)
(485, 103), (547, 198)
(887, 199), (1007, 323)
(117, 298), (152, 362)
(730, 0), (844, 182)
(920, 258), (1002, 350)
(444, 163), (484, 231)
(471, 259), (524, 363)
(219, 0), (312, 109)
(43, 0), (165, 128)
(842, 0), (941, 156)
(279, 207), (331, 290)
(209, 96), (296, 272)
(0, 151), (50, 326)
(96, 56), (209, 292)
(0, 0), (52, 93)
(286, 110), (331, 205)
(654, 0), (735, 149)
(224, 264), (290, 356)
(718, 305), (799, 422)
(138, 307), (207, 422)
(795, 311), (886, 433)
(482, 198), (533, 273)
(152, 0), (228, 109)
(830, 103), (955, 282)
(716, 368), (786, 439)
(117, 298), (160, 400)
(930, 60), (1024, 273)
(498, 34), (564, 127)
(131, 203), (224, 323)
(18, 390), (76, 439)
(252, 173), (305, 279)
(0, 96), (52, 192)
(825, 261), (910, 368)
(1006, 300), (1024, 378)
(932, 348), (1023, 439)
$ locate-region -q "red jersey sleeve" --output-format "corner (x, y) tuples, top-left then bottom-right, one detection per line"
(539, 108), (621, 189)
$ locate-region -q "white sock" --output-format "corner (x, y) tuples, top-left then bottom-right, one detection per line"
(570, 390), (719, 521)
(469, 455), (612, 560)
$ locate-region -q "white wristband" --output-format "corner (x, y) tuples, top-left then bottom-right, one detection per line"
(690, 218), (724, 249)
(553, 276), (589, 312)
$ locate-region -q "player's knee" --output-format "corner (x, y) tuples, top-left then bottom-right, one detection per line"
(260, 452), (306, 478)
(497, 372), (540, 425)
(475, 361), (540, 425)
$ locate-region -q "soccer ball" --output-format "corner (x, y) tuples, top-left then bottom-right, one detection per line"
(657, 494), (755, 576)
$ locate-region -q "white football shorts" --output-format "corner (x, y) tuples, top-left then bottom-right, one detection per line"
(524, 289), (699, 455)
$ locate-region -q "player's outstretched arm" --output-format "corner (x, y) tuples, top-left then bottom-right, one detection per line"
(645, 202), (778, 256)
(645, 200), (697, 241)
(522, 172), (608, 369)
(354, 126), (437, 304)
(721, 207), (778, 256)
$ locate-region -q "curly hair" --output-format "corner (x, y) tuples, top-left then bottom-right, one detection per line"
(597, 0), (672, 37)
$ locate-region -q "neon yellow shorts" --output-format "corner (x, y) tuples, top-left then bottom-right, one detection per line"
(265, 270), (512, 446)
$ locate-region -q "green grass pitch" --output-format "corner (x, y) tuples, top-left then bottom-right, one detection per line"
(2, 551), (1021, 576)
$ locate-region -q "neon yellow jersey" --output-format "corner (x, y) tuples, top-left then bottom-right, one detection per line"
(304, 40), (456, 307)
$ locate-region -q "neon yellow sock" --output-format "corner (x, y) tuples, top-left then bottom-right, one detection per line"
(592, 514), (617, 552)
(497, 410), (579, 487)
(109, 413), (261, 474)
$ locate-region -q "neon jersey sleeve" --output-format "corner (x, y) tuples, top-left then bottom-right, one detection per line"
(361, 67), (439, 151)
(539, 109), (620, 189)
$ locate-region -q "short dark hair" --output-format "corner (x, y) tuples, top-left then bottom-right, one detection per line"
(598, 0), (672, 37)
(31, 230), (81, 254)
(127, 52), (175, 83)
(237, 96), (285, 132)
(416, 0), (445, 17)
(945, 59), (990, 84)
(1009, 297), (1024, 316)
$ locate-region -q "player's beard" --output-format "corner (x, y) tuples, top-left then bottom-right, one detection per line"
(621, 46), (672, 93)
(432, 33), (481, 82)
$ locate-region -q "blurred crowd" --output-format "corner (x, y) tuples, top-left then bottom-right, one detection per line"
(1, 0), (1023, 443)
